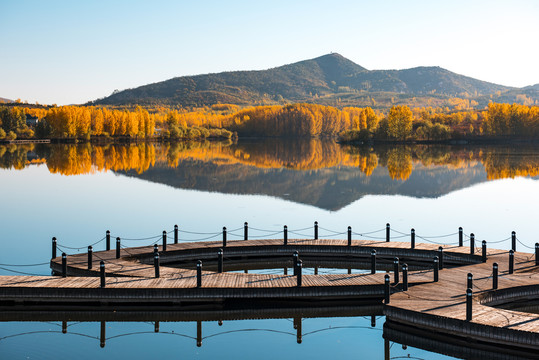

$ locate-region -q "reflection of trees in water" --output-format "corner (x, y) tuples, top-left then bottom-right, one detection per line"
(2, 142), (539, 181)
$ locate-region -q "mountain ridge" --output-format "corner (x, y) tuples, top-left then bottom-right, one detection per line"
(92, 53), (537, 108)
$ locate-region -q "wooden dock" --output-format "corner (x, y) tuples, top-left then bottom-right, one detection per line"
(0, 238), (537, 351)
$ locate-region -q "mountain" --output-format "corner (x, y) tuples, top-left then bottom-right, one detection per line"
(92, 53), (528, 108)
(0, 97), (13, 103)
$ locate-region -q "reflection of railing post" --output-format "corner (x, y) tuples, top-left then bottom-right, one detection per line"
(62, 321), (67, 334)
(371, 315), (376, 327)
(371, 250), (376, 274)
(386, 223), (390, 242)
(100, 321), (106, 348)
(410, 228), (415, 249)
(154, 321), (159, 333)
(295, 317), (302, 344)
(196, 320), (202, 347)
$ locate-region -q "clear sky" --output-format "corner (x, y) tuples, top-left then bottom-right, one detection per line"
(1, 0), (538, 105)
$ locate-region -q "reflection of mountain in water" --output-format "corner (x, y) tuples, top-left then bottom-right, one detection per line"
(1, 140), (538, 211)
(122, 156), (486, 211)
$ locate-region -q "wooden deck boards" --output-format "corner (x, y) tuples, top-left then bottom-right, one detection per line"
(1, 238), (538, 347)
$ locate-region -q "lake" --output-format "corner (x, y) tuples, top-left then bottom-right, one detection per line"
(1, 140), (538, 359)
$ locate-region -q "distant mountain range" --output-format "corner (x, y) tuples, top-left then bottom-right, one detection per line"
(0, 97), (13, 103)
(92, 53), (539, 109)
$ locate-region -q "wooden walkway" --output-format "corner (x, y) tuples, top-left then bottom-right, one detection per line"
(0, 238), (537, 350)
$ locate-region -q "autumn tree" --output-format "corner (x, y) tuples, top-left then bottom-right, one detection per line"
(387, 105), (413, 140)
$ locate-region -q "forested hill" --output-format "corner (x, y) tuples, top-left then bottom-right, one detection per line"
(92, 53), (522, 108)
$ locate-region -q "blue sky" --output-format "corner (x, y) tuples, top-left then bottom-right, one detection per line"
(1, 0), (538, 105)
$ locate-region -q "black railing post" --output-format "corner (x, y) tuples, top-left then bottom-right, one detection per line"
(174, 225), (178, 244)
(61, 252), (67, 277)
(154, 252), (160, 278)
(509, 250), (514, 274)
(88, 246), (93, 270)
(384, 274), (390, 304)
(314, 221), (318, 240)
(402, 264), (408, 291)
(493, 262), (498, 289)
(106, 230), (111, 251)
(482, 240), (487, 263)
(467, 272), (473, 291)
(154, 244), (158, 254)
(297, 260), (302, 287)
(470, 233), (475, 255)
(458, 227), (463, 247)
(511, 231), (516, 252)
(438, 247), (444, 270)
(197, 260), (202, 287)
(284, 225), (288, 245)
(393, 257), (399, 284)
(116, 237), (120, 259)
(371, 249), (376, 274)
(52, 237), (57, 259)
(386, 223), (390, 242)
(466, 288), (473, 321)
(347, 226), (352, 246)
(536, 243), (539, 266)
(222, 227), (227, 247)
(218, 249), (223, 273)
(293, 251), (299, 276)
(433, 256), (439, 282)
(411, 228), (415, 249)
(100, 261), (105, 288)
(244, 222), (248, 241)
(162, 231), (167, 252)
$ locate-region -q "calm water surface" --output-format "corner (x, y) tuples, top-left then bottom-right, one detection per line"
(1, 140), (538, 359)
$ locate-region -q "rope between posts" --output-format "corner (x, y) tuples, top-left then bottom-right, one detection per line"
(417, 232), (459, 239)
(178, 230), (222, 236)
(416, 235), (460, 245)
(118, 234), (162, 241)
(516, 238), (536, 250)
(288, 231), (313, 238)
(487, 236), (511, 244)
(0, 266), (45, 276)
(318, 226), (346, 235)
(390, 229), (408, 236)
(289, 226), (313, 232)
(247, 231), (283, 238)
(249, 227), (280, 233)
(319, 232), (347, 238)
(0, 262), (50, 267)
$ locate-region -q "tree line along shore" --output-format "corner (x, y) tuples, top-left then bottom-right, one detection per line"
(1, 102), (538, 143)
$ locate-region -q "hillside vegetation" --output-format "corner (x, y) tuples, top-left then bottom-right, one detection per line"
(91, 53), (539, 109)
